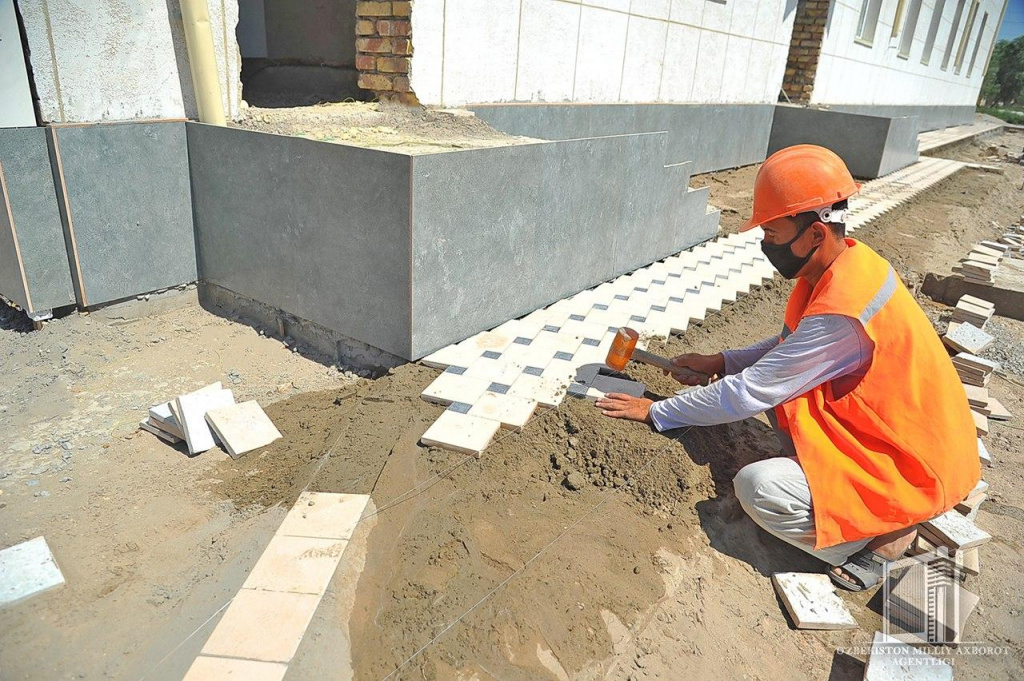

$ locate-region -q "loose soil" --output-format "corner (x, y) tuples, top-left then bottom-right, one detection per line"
(236, 101), (538, 154)
(2, 131), (1023, 680)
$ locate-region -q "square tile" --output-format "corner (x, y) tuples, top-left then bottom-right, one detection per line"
(468, 391), (539, 431)
(201, 588), (322, 663)
(463, 358), (526, 385)
(771, 573), (857, 630)
(175, 388), (236, 455)
(277, 492), (369, 540)
(507, 374), (567, 407)
(184, 656), (288, 681)
(0, 537), (65, 607)
(420, 409), (502, 454)
(421, 342), (483, 369)
(242, 535), (349, 595)
(863, 632), (953, 681)
(205, 401), (282, 459)
(421, 372), (492, 406)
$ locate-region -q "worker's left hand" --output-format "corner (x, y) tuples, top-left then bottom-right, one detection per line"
(595, 393), (654, 423)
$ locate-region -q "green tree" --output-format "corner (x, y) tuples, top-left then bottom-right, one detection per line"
(981, 36), (1024, 106)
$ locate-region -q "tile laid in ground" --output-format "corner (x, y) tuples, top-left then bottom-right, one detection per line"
(174, 386), (235, 455)
(205, 400), (282, 459)
(0, 537), (66, 608)
(467, 391), (538, 431)
(277, 491), (368, 541)
(242, 535), (349, 595)
(863, 632), (953, 681)
(200, 588), (322, 663)
(420, 409), (502, 455)
(183, 656), (288, 681)
(770, 572), (857, 630)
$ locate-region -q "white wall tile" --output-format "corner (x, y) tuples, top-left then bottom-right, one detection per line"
(633, 0), (671, 20)
(720, 35), (752, 102)
(410, 0), (445, 105)
(574, 6), (629, 101)
(516, 0), (580, 101)
(729, 0), (758, 37)
(660, 22), (700, 101)
(776, 0), (798, 45)
(690, 29), (726, 101)
(442, 0), (521, 105)
(620, 16), (669, 101)
(743, 40), (774, 103)
(583, 0), (632, 11)
(701, 0), (732, 31)
(670, 0), (705, 25)
(765, 42), (789, 101)
(753, 0), (780, 42)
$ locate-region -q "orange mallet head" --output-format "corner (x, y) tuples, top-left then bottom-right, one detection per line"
(605, 327), (676, 372)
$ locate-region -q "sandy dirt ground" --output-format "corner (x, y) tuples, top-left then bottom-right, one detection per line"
(235, 101), (538, 154)
(2, 132), (1023, 681)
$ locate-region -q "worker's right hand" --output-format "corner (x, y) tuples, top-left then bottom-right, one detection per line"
(666, 353), (725, 385)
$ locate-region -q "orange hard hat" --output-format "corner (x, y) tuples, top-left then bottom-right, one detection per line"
(741, 145), (860, 232)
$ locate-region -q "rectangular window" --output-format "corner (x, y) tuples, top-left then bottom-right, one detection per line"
(941, 0), (967, 70)
(856, 0), (884, 46)
(954, 0), (979, 74)
(920, 0), (947, 65)
(892, 0), (908, 39)
(967, 12), (989, 76)
(898, 0), (924, 58)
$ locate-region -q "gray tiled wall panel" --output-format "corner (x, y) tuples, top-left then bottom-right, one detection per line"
(469, 104), (775, 174)
(409, 132), (718, 358)
(0, 127), (74, 313)
(53, 122), (196, 306)
(825, 104), (976, 133)
(768, 106), (919, 179)
(187, 124), (414, 359)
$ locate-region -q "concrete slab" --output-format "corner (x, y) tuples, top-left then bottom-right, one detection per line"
(770, 572), (857, 630)
(174, 388), (235, 456)
(923, 262), (1024, 322)
(0, 537), (65, 608)
(0, 127), (75, 313)
(205, 401), (282, 459)
(50, 122), (196, 306)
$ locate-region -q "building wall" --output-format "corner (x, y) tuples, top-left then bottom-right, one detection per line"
(0, 0), (35, 127)
(409, 0), (799, 107)
(20, 0), (242, 123)
(811, 0), (1005, 107)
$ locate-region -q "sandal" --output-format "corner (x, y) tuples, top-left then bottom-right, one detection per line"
(828, 548), (890, 592)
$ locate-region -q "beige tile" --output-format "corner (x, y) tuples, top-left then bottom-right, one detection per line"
(242, 535), (349, 595)
(205, 401), (282, 459)
(419, 409), (501, 455)
(200, 589), (322, 663)
(183, 656), (288, 681)
(277, 492), (369, 540)
(175, 388), (235, 455)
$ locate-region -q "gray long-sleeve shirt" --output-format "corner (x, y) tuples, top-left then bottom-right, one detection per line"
(648, 315), (874, 431)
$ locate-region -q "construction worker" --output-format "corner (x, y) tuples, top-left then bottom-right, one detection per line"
(596, 145), (980, 591)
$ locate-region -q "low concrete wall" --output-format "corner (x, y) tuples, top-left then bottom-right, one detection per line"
(768, 106), (919, 179)
(0, 127), (75, 314)
(468, 104), (776, 174)
(823, 104), (976, 133)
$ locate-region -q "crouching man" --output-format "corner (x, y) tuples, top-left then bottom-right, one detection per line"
(597, 145), (980, 590)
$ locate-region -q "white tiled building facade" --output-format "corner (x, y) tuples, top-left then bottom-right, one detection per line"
(814, 0), (1005, 107)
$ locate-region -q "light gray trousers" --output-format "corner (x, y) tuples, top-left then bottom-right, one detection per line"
(733, 456), (871, 567)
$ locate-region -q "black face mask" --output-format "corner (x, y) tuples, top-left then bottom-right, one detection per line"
(761, 223), (819, 279)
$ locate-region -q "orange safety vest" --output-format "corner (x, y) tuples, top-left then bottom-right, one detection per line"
(775, 239), (980, 549)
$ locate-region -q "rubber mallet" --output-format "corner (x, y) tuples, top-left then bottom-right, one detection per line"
(605, 327), (710, 385)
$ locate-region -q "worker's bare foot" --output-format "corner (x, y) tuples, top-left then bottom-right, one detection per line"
(829, 526), (918, 588)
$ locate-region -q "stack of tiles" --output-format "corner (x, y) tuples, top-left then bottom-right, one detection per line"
(951, 294), (995, 329)
(952, 352), (997, 387)
(943, 321), (994, 355)
(953, 244), (1002, 285)
(1000, 227), (1023, 257)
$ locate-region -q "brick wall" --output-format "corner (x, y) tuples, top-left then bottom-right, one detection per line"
(780, 0), (830, 103)
(355, 1), (417, 104)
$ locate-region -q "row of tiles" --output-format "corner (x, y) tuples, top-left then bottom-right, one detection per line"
(416, 157), (970, 455)
(183, 492), (370, 680)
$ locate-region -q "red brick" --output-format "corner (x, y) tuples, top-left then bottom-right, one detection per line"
(355, 55), (377, 71)
(356, 19), (377, 35)
(377, 56), (410, 73)
(356, 1), (391, 17)
(392, 38), (412, 55)
(393, 76), (411, 92)
(358, 73), (394, 91)
(377, 19), (411, 36)
(356, 37), (394, 53)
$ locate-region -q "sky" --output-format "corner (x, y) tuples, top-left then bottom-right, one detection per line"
(998, 0), (1024, 40)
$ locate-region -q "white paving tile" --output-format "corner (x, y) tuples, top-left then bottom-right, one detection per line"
(0, 537), (65, 607)
(201, 589), (321, 663)
(420, 409), (502, 454)
(467, 391), (539, 431)
(277, 492), (368, 540)
(421, 371), (493, 406)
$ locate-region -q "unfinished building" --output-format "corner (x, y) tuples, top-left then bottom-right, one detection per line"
(0, 0), (1007, 364)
